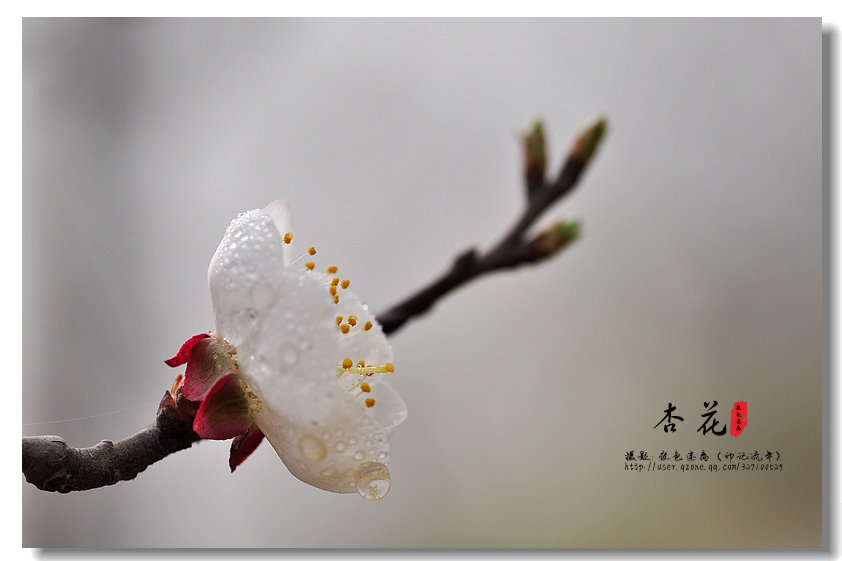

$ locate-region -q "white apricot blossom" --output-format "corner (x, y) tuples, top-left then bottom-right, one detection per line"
(166, 201), (406, 500)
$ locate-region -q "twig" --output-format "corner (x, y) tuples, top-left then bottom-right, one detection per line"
(378, 117), (606, 334)
(22, 117), (607, 492)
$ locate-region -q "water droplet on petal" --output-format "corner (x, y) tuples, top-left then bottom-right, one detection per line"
(335, 441), (346, 452)
(354, 450), (365, 460)
(298, 434), (327, 462)
(354, 461), (391, 501)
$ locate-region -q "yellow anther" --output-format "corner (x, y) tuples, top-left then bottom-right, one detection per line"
(336, 315), (344, 326)
(357, 360), (366, 367)
(342, 358), (353, 369)
(384, 363), (394, 373)
(340, 279), (350, 289)
(363, 321), (372, 331)
(308, 246), (317, 255)
(283, 232), (293, 244)
(340, 324), (350, 334)
(360, 382), (371, 393)
(329, 285), (337, 296)
(331, 277), (340, 286)
(348, 315), (357, 326)
(326, 265), (338, 274)
(333, 295), (340, 304)
(305, 261), (315, 270)
(365, 398), (376, 408)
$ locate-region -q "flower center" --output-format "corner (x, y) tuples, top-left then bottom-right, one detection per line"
(285, 230), (397, 410)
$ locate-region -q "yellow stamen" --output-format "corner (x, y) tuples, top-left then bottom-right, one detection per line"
(329, 285), (337, 296)
(360, 382), (371, 393)
(283, 232), (293, 244)
(348, 315), (357, 326)
(363, 321), (372, 331)
(365, 398), (376, 408)
(357, 360), (366, 367)
(336, 363), (395, 376)
(342, 358), (353, 369)
(333, 295), (340, 304)
(308, 246), (317, 255)
(336, 315), (344, 326)
(340, 324), (350, 334)
(305, 261), (315, 270)
(331, 277), (340, 286)
(340, 279), (350, 289)
(326, 265), (338, 274)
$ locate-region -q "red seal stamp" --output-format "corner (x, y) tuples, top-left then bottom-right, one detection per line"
(730, 401), (747, 437)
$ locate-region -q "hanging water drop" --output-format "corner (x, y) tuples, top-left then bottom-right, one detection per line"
(354, 461), (391, 501)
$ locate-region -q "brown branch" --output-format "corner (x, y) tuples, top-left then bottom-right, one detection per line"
(378, 117), (607, 334)
(22, 117), (607, 492)
(23, 387), (200, 492)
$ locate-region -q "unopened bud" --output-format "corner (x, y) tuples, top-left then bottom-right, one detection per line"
(521, 120), (547, 186)
(569, 117), (607, 165)
(530, 220), (580, 259)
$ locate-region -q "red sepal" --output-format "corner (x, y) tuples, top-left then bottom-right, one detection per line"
(229, 424), (265, 472)
(193, 373), (252, 440)
(182, 336), (235, 402)
(165, 333), (211, 367)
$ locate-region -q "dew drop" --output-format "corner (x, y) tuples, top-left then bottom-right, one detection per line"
(321, 431), (331, 442)
(298, 434), (327, 462)
(354, 450), (365, 460)
(348, 437), (357, 445)
(319, 467), (336, 477)
(335, 441), (346, 452)
(354, 461), (391, 501)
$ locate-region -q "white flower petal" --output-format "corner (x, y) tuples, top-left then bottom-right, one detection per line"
(208, 208), (287, 347)
(238, 271), (339, 425)
(254, 389), (391, 493)
(208, 208), (338, 425)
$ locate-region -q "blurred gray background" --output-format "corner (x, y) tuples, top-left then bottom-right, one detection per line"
(23, 18), (821, 547)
